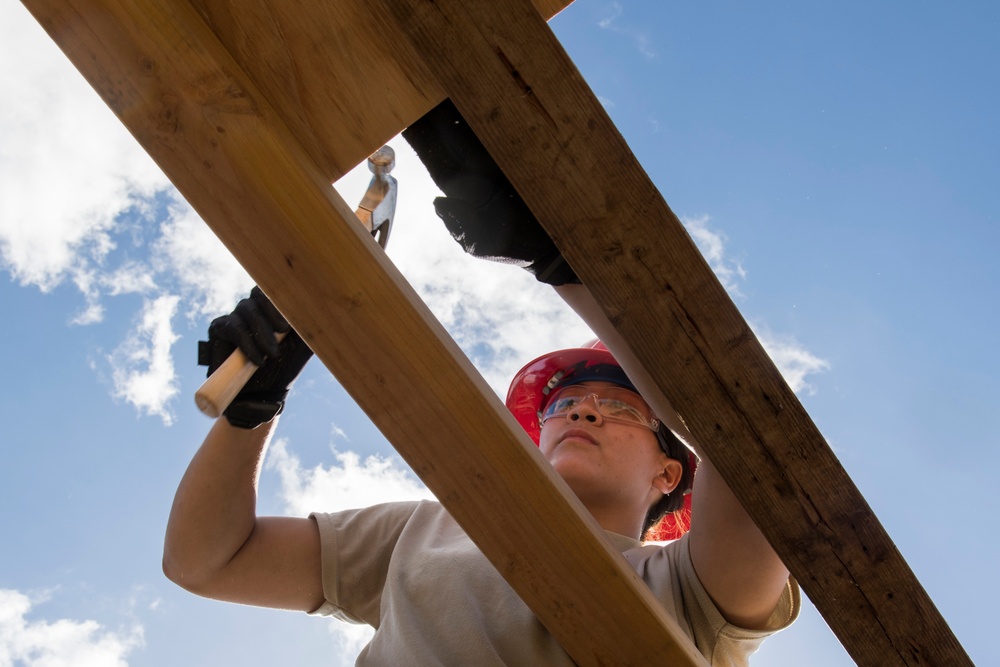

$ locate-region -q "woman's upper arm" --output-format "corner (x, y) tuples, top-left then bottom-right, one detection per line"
(686, 458), (790, 630)
(172, 515), (326, 613)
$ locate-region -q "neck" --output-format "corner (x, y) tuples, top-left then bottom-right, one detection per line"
(579, 496), (647, 540)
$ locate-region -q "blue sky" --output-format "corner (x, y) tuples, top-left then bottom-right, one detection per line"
(2, 1), (996, 665)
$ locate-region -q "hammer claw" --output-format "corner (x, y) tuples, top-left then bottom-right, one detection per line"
(355, 145), (398, 248)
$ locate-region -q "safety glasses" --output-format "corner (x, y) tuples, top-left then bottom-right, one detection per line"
(540, 385), (660, 432)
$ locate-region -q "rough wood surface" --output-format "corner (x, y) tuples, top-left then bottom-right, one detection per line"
(20, 0), (705, 664)
(183, 0), (574, 182)
(373, 0), (972, 665)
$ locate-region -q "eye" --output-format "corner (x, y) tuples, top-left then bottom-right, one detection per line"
(601, 399), (645, 421)
(552, 396), (580, 411)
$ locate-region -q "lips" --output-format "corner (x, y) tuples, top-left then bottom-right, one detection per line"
(560, 428), (599, 446)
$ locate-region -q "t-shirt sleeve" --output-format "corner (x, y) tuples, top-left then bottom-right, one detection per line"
(630, 535), (800, 666)
(674, 535), (799, 665)
(308, 501), (423, 626)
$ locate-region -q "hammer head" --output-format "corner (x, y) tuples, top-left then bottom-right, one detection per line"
(355, 145), (398, 248)
(368, 145), (396, 176)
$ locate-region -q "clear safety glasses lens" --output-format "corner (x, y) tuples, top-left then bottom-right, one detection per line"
(541, 386), (660, 432)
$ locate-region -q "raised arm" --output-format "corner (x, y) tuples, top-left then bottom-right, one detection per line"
(163, 419), (323, 611)
(555, 283), (790, 629)
(162, 288), (324, 612)
(404, 102), (790, 627)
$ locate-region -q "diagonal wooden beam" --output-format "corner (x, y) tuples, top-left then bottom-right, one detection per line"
(180, 0), (574, 183)
(373, 0), (972, 665)
(20, 0), (705, 664)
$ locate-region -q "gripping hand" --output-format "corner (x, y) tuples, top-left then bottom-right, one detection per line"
(403, 99), (579, 286)
(198, 287), (313, 429)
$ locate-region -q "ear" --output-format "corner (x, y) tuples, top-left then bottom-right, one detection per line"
(651, 457), (683, 496)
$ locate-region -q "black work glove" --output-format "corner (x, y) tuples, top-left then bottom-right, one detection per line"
(402, 99), (580, 286)
(198, 287), (314, 429)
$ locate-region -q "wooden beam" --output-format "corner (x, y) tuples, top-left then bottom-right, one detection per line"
(183, 0), (575, 183)
(374, 1), (971, 665)
(20, 0), (705, 664)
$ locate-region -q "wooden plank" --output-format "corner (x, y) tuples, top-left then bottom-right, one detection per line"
(374, 1), (972, 665)
(19, 1), (705, 665)
(183, 0), (574, 182)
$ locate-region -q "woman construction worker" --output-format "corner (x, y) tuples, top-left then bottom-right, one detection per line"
(163, 101), (798, 665)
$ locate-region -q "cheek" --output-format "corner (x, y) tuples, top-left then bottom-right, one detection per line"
(537, 425), (558, 458)
(619, 432), (663, 467)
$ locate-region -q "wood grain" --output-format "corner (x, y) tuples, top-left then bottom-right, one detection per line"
(184, 0), (574, 182)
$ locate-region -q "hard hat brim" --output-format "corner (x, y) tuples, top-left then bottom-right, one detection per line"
(505, 340), (618, 444)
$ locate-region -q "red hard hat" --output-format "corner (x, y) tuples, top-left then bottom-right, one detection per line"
(505, 340), (695, 541)
(505, 339), (619, 444)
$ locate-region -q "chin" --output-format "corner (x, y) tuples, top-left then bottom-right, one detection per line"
(549, 454), (602, 490)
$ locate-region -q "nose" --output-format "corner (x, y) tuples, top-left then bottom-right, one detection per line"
(566, 394), (604, 425)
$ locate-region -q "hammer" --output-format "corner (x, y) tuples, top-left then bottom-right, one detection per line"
(354, 145), (397, 248)
(194, 146), (398, 418)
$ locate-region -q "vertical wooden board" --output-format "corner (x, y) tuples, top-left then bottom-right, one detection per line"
(373, 0), (972, 665)
(19, 0), (706, 664)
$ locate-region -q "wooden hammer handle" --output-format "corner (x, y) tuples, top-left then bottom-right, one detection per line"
(194, 146), (395, 419)
(194, 331), (288, 418)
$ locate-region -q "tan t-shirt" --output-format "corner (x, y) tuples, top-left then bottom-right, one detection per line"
(310, 501), (798, 666)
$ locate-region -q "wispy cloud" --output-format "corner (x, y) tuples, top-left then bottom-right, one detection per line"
(681, 215), (829, 393)
(683, 215), (747, 296)
(597, 2), (657, 60)
(107, 295), (182, 425)
(151, 199), (253, 320)
(753, 326), (831, 395)
(266, 438), (435, 516)
(0, 588), (143, 667)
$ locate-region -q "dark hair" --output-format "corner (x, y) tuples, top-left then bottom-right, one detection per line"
(641, 427), (696, 537)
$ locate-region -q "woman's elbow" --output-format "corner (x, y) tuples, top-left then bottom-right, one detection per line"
(161, 546), (218, 595)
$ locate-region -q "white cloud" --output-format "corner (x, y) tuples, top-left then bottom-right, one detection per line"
(108, 295), (181, 425)
(0, 4), (170, 292)
(102, 262), (158, 298)
(336, 142), (593, 397)
(681, 215), (829, 394)
(326, 622), (375, 667)
(1, 0), (590, 422)
(753, 325), (831, 395)
(330, 423), (350, 442)
(683, 215), (747, 296)
(597, 2), (657, 60)
(151, 199), (253, 320)
(597, 2), (622, 29)
(0, 589), (143, 667)
(266, 438), (434, 516)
